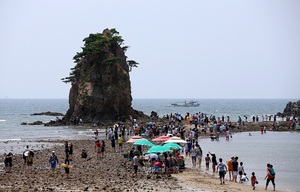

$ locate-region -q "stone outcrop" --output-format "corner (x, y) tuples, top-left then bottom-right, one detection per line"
(62, 28), (145, 123)
(31, 111), (64, 116)
(282, 100), (300, 117)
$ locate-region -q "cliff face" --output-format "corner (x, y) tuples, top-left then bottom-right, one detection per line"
(63, 29), (142, 123)
(283, 100), (300, 117)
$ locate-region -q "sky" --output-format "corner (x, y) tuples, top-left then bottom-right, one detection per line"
(1, 0), (300, 99)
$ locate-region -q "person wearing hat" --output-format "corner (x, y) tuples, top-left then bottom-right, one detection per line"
(49, 151), (59, 174)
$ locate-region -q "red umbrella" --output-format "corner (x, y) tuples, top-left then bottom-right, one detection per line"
(152, 136), (171, 142)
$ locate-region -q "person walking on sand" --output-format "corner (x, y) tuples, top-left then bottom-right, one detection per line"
(205, 154), (211, 170)
(49, 151), (59, 174)
(217, 158), (227, 185)
(265, 164), (276, 191)
(132, 154), (139, 177)
(251, 172), (258, 190)
(227, 157), (234, 181)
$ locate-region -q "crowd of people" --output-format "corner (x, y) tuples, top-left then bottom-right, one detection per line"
(2, 112), (281, 191)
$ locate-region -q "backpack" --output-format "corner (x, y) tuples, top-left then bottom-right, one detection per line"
(270, 168), (275, 175)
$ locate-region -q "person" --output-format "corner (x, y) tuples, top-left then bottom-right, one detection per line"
(205, 154), (211, 170)
(117, 134), (123, 152)
(4, 152), (13, 173)
(23, 145), (30, 164)
(93, 132), (99, 151)
(217, 158), (227, 185)
(238, 162), (245, 183)
(196, 146), (203, 168)
(111, 137), (116, 152)
(65, 141), (69, 156)
(241, 173), (249, 183)
(186, 139), (192, 157)
(81, 149), (87, 158)
(251, 172), (258, 190)
(26, 151), (34, 167)
(100, 140), (105, 158)
(64, 155), (71, 178)
(227, 157), (234, 181)
(129, 147), (134, 162)
(153, 160), (163, 174)
(190, 145), (197, 167)
(68, 143), (73, 161)
(132, 154), (139, 176)
(232, 156), (239, 182)
(209, 152), (217, 173)
(49, 151), (59, 174)
(95, 140), (101, 159)
(265, 164), (275, 191)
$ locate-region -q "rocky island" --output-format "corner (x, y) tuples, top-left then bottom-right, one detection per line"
(61, 28), (146, 124)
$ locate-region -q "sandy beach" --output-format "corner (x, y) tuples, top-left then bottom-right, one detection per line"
(0, 135), (282, 192)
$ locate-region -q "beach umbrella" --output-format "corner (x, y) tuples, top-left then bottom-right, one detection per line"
(164, 136), (187, 144)
(126, 135), (143, 143)
(145, 145), (172, 154)
(163, 142), (182, 149)
(152, 136), (171, 142)
(133, 138), (154, 147)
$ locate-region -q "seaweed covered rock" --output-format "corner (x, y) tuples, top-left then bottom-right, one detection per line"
(62, 28), (144, 123)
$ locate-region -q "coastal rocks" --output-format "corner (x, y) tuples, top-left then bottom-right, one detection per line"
(62, 28), (146, 124)
(31, 111), (64, 116)
(21, 121), (44, 125)
(282, 100), (300, 117)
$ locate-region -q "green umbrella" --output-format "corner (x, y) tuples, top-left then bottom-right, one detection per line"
(145, 145), (172, 154)
(163, 142), (182, 149)
(133, 138), (154, 147)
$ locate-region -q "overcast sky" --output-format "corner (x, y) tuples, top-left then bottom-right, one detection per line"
(1, 0), (299, 99)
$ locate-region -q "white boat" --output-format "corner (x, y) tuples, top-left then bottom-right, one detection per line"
(171, 100), (200, 107)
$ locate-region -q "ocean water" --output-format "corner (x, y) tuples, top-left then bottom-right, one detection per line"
(0, 98), (299, 191)
(197, 131), (300, 192)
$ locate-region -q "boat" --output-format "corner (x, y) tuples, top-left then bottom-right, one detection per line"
(171, 100), (200, 107)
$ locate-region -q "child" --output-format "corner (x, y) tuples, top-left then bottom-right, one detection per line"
(238, 162), (245, 183)
(251, 172), (257, 190)
(205, 154), (211, 170)
(49, 151), (59, 174)
(241, 173), (249, 183)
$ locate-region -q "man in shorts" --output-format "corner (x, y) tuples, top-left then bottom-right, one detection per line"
(217, 158), (227, 185)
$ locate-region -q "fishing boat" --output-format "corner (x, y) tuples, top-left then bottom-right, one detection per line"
(171, 100), (200, 107)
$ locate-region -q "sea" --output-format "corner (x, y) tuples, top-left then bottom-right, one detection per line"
(0, 98), (299, 191)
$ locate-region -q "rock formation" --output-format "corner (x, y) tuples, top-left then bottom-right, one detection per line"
(62, 28), (144, 123)
(282, 100), (300, 117)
